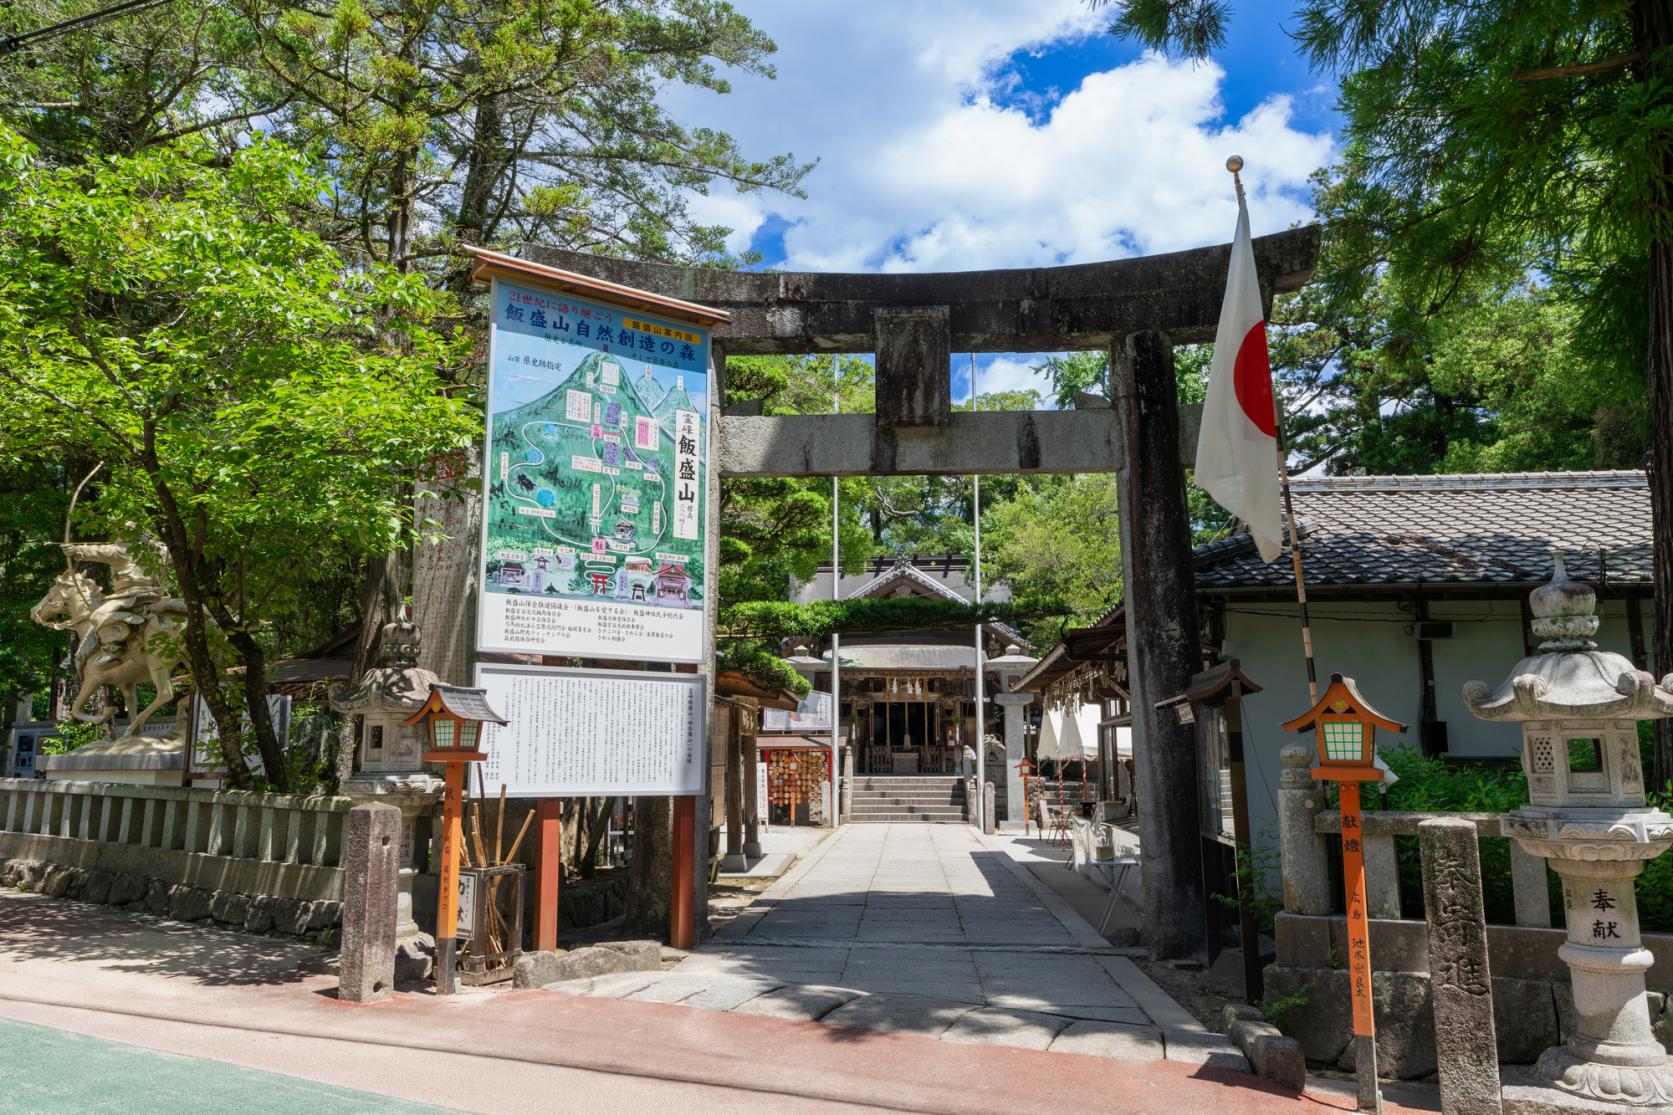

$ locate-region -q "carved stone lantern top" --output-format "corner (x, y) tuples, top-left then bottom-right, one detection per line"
(330, 619), (440, 717)
(1463, 556), (1673, 725)
(330, 619), (443, 795)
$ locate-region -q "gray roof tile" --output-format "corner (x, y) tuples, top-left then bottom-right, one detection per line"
(1193, 471), (1650, 592)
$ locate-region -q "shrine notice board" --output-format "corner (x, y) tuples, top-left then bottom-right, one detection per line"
(475, 662), (707, 796)
(476, 276), (711, 664)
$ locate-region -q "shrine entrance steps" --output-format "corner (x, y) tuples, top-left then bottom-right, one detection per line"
(847, 775), (965, 823)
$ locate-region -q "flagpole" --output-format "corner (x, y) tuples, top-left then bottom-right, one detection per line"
(1229, 156), (1318, 705)
(831, 354), (841, 827)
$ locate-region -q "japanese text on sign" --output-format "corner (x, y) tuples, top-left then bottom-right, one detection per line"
(475, 663), (706, 796)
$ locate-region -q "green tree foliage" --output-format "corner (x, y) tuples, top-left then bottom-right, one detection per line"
(1099, 0), (1671, 478)
(0, 462), (70, 711)
(983, 474), (1121, 646)
(234, 0), (810, 274)
(1102, 0), (1673, 784)
(0, 0), (811, 275)
(0, 128), (479, 789)
(719, 355), (873, 603)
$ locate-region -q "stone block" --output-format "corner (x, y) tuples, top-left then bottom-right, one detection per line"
(1265, 965), (1350, 1065)
(1229, 1019), (1306, 1091)
(61, 867), (88, 899)
(1048, 1020), (1166, 1061)
(40, 864), (73, 898)
(1655, 994), (1672, 1052)
(1494, 977), (1559, 1064)
(272, 898), (309, 937)
(244, 894), (277, 934)
(1221, 1003), (1263, 1029)
(820, 993), (976, 1040)
(144, 879), (170, 916)
(79, 868), (113, 904)
(730, 985), (859, 1022)
(338, 802), (401, 1004)
(107, 872), (147, 907)
(595, 940), (663, 968)
(308, 900), (343, 930)
(942, 1007), (1073, 1050)
(1338, 972), (1436, 1080)
(1552, 981), (1575, 1045)
(514, 944), (660, 988)
(167, 884), (212, 922)
(209, 890), (248, 926)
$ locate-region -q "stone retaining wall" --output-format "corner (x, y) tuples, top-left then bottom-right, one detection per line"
(0, 855), (340, 940)
(0, 778), (351, 942)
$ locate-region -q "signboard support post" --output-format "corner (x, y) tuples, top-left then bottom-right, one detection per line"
(671, 794), (697, 949)
(533, 797), (562, 951)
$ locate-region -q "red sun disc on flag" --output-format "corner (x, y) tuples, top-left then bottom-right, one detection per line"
(1233, 321), (1276, 437)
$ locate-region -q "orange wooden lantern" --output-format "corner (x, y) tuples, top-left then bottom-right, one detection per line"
(1282, 673), (1403, 781)
(405, 684), (507, 995)
(1281, 673), (1404, 1114)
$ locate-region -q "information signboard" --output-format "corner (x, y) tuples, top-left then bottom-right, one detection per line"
(477, 277), (710, 663)
(474, 662), (706, 797)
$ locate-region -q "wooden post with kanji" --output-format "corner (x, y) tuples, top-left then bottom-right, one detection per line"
(1281, 673), (1406, 1114)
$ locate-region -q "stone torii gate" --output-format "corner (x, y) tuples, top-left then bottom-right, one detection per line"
(529, 229), (1319, 958)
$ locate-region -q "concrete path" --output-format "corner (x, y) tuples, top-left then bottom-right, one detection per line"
(0, 891), (1432, 1114)
(543, 823), (1242, 1066)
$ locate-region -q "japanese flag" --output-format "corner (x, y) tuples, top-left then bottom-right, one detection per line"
(1195, 188), (1283, 563)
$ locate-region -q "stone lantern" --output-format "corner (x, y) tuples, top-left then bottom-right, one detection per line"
(988, 644), (1038, 828)
(329, 618), (444, 978)
(1464, 557), (1673, 1108)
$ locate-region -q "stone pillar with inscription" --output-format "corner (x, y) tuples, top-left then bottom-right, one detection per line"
(1465, 559), (1673, 1109)
(996, 692), (1032, 829)
(1419, 817), (1503, 1115)
(330, 619), (445, 979)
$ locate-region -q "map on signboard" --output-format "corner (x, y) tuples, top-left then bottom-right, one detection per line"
(478, 278), (709, 661)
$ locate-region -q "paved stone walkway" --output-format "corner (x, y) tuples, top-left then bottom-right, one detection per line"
(542, 824), (1244, 1067)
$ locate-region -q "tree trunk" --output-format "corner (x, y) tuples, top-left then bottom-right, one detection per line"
(144, 469), (255, 788)
(209, 613), (289, 792)
(625, 797), (672, 932)
(1636, 1), (1673, 793)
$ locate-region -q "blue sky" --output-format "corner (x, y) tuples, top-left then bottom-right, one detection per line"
(661, 1), (1339, 403)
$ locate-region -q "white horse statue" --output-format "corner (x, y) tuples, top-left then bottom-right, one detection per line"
(30, 545), (187, 734)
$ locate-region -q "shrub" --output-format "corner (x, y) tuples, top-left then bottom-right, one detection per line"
(1378, 742), (1673, 933)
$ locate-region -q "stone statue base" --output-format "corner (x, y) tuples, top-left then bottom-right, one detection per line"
(1531, 1045), (1673, 1109)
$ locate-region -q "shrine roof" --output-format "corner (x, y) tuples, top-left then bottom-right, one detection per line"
(1193, 471), (1651, 596)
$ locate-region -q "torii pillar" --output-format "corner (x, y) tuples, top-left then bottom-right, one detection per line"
(1114, 331), (1207, 959)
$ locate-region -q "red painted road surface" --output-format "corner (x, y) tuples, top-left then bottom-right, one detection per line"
(0, 893), (1433, 1114)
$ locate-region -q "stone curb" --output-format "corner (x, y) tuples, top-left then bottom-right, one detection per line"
(1222, 1005), (1306, 1091)
(1100, 955), (1247, 1069)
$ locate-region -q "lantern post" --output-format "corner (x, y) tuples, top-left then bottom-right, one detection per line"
(1018, 757), (1035, 835)
(405, 683), (508, 995)
(1282, 673), (1406, 1114)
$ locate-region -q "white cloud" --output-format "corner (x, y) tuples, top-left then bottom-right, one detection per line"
(976, 355), (1056, 401)
(668, 2), (1333, 274)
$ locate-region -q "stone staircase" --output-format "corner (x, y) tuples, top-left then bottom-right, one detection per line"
(845, 775), (966, 823)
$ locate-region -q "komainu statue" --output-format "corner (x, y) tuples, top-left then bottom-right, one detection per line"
(30, 543), (187, 734)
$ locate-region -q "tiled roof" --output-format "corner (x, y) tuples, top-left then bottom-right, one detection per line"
(1194, 471), (1651, 593)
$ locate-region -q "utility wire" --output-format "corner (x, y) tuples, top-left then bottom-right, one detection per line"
(1, 0), (173, 59)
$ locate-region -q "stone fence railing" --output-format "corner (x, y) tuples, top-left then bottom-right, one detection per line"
(1267, 744), (1673, 1079)
(0, 777), (350, 938)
